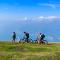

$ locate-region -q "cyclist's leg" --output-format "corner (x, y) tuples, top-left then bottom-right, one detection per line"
(25, 37), (28, 43)
(40, 38), (42, 41)
(26, 38), (28, 43)
(27, 37), (29, 43)
(12, 38), (15, 43)
(36, 38), (40, 44)
(25, 38), (27, 42)
(40, 37), (44, 44)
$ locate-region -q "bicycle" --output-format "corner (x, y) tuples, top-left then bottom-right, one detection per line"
(36, 39), (48, 44)
(19, 38), (32, 43)
(40, 40), (48, 44)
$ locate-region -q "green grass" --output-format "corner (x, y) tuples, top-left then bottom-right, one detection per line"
(0, 42), (60, 60)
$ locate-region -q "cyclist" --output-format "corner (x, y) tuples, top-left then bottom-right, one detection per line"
(24, 32), (29, 43)
(12, 32), (16, 43)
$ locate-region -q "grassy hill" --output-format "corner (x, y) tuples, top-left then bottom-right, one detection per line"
(0, 42), (60, 60)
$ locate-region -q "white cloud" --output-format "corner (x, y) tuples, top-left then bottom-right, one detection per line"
(0, 14), (60, 22)
(38, 3), (60, 9)
(38, 16), (57, 19)
(38, 3), (56, 8)
(37, 16), (60, 22)
(25, 16), (60, 22)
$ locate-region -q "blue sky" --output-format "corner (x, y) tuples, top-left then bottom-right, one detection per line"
(0, 0), (60, 42)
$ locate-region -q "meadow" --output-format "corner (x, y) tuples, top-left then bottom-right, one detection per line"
(0, 42), (60, 60)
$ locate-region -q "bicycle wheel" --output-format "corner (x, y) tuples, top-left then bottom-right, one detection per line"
(43, 40), (48, 44)
(19, 38), (25, 43)
(28, 38), (32, 43)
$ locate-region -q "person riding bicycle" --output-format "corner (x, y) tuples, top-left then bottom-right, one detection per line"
(40, 33), (45, 42)
(37, 33), (45, 41)
(24, 32), (29, 43)
(37, 33), (42, 43)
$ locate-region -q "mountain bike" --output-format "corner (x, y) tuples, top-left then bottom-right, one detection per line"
(39, 40), (48, 44)
(19, 38), (32, 43)
(36, 39), (48, 44)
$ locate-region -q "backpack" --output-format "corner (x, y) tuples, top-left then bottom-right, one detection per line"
(26, 33), (29, 38)
(41, 34), (45, 38)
